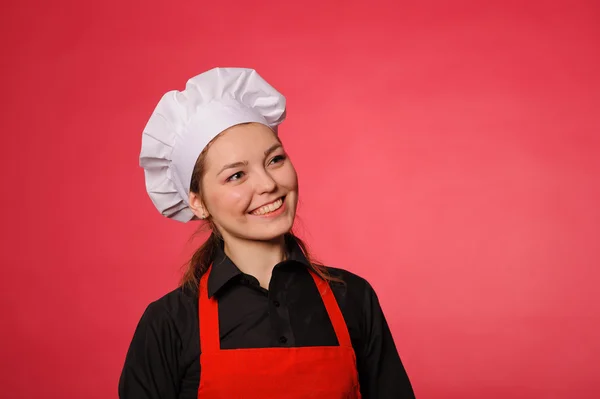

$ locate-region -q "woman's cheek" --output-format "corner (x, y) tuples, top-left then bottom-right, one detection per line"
(281, 164), (299, 190)
(222, 188), (251, 213)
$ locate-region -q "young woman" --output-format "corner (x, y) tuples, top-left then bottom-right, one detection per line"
(119, 67), (415, 398)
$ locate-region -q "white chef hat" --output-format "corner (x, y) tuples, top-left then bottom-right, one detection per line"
(139, 67), (286, 222)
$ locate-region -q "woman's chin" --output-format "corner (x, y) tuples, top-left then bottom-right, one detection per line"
(245, 215), (295, 241)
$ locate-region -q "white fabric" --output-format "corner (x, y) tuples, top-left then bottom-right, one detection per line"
(139, 68), (286, 222)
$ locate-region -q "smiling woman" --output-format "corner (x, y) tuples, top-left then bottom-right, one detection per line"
(191, 124), (298, 244)
(120, 67), (415, 398)
(185, 122), (312, 289)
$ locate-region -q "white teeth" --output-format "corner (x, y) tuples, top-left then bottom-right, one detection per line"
(251, 198), (283, 215)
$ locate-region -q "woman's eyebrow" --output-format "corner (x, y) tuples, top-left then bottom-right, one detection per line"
(216, 161), (248, 177)
(216, 144), (282, 177)
(264, 143), (282, 156)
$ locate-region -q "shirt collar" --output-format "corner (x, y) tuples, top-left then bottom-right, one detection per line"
(207, 236), (310, 298)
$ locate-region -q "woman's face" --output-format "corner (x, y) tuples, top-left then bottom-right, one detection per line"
(191, 123), (299, 242)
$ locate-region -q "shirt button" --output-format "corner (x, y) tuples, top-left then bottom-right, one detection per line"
(279, 336), (288, 344)
(273, 300), (280, 308)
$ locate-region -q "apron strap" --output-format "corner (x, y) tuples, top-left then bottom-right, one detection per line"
(199, 265), (353, 351)
(307, 269), (353, 348)
(199, 266), (220, 352)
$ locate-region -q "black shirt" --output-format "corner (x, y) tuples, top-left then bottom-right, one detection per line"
(119, 240), (415, 398)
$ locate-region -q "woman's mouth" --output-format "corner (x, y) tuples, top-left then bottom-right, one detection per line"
(250, 196), (285, 216)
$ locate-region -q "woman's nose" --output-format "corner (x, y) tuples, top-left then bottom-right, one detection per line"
(254, 171), (277, 193)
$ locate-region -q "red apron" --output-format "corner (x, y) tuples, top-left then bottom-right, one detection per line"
(198, 265), (362, 398)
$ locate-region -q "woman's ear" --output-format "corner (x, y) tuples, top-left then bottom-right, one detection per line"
(188, 191), (209, 220)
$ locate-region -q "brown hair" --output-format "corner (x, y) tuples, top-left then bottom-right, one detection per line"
(181, 127), (340, 291)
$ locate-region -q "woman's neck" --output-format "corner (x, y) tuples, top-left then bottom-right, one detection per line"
(222, 235), (287, 290)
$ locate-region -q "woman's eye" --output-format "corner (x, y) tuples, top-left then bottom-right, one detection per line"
(226, 172), (244, 182)
(269, 155), (286, 165)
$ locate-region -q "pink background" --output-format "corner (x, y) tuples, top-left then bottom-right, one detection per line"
(1, 1), (599, 398)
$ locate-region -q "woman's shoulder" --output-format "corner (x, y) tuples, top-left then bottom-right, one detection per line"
(135, 285), (199, 332)
(319, 265), (386, 338)
(321, 265), (377, 302)
(323, 265), (372, 286)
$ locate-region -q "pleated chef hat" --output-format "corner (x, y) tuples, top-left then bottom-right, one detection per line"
(139, 67), (287, 222)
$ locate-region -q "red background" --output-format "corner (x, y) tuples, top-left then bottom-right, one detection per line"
(1, 1), (599, 398)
